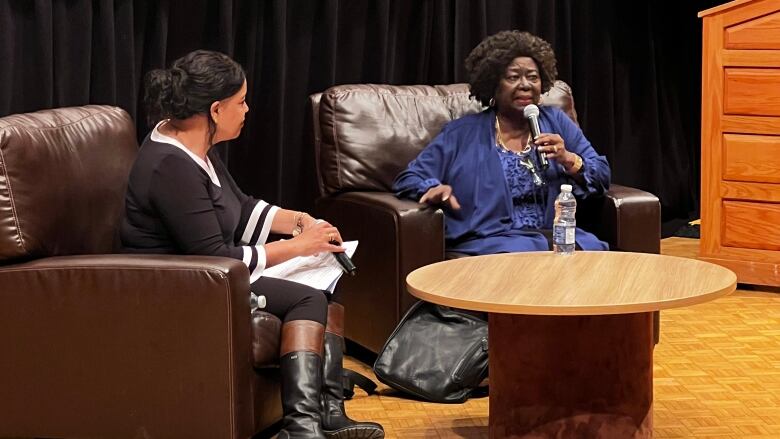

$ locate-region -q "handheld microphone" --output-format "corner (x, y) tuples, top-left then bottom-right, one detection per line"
(523, 104), (548, 170)
(330, 241), (357, 276)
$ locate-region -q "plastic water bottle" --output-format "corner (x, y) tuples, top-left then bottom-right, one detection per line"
(553, 184), (577, 255)
(250, 292), (266, 312)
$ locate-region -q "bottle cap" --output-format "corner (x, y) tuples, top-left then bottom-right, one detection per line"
(560, 184), (573, 192)
(250, 293), (267, 311)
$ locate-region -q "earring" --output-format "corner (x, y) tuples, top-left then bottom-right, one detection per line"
(489, 97), (495, 107)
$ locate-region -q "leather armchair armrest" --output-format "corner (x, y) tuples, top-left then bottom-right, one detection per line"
(315, 192), (444, 352)
(578, 184), (661, 254)
(0, 254), (260, 439)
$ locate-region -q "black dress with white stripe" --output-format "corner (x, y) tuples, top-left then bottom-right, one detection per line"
(121, 129), (328, 323)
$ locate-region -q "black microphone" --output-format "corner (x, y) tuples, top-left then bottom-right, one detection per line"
(330, 241), (357, 276)
(524, 104), (548, 170)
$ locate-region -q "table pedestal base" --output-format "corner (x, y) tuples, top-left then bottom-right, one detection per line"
(488, 312), (653, 438)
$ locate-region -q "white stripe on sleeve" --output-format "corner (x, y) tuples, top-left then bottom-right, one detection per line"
(241, 245), (267, 283)
(240, 202), (279, 245)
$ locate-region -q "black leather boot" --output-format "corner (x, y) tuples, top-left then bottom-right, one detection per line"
(277, 321), (327, 439)
(322, 304), (385, 439)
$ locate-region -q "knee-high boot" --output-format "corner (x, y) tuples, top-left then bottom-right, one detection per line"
(277, 320), (327, 439)
(322, 303), (385, 439)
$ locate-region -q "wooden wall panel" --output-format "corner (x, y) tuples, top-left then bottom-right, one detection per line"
(721, 200), (780, 251)
(724, 69), (780, 116)
(721, 115), (780, 135)
(722, 181), (780, 203)
(700, 12), (726, 258)
(723, 50), (780, 67)
(725, 10), (780, 49)
(722, 133), (780, 183)
(700, 0), (780, 286)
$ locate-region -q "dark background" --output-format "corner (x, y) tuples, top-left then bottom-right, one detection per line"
(0, 0), (724, 235)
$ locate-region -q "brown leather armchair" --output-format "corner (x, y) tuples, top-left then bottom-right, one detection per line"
(309, 82), (661, 354)
(0, 106), (282, 439)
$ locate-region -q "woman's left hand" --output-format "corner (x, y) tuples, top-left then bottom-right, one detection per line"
(535, 133), (567, 161)
(301, 213), (319, 232)
(535, 133), (581, 173)
(293, 220), (345, 257)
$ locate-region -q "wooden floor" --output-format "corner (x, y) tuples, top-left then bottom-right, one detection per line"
(343, 238), (780, 438)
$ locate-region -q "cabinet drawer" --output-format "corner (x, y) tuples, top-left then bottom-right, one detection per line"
(723, 133), (780, 183)
(722, 200), (780, 251)
(724, 68), (780, 117)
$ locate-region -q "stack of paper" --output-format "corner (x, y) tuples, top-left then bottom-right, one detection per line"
(262, 240), (358, 293)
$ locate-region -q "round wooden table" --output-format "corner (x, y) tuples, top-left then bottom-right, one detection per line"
(406, 251), (736, 438)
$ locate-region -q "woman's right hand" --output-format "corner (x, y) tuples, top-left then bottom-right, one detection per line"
(420, 184), (461, 210)
(293, 220), (345, 257)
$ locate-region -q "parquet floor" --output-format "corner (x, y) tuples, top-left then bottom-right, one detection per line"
(343, 238), (780, 438)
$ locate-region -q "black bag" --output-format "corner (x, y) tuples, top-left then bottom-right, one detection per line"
(372, 300), (488, 403)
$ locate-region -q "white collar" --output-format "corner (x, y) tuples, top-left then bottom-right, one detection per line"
(151, 121), (221, 187)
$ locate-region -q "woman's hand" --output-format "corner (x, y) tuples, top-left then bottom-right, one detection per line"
(535, 133), (580, 172)
(420, 184), (461, 210)
(293, 220), (345, 256)
(535, 133), (567, 160)
(301, 213), (319, 232)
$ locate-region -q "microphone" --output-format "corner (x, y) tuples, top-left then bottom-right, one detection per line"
(523, 104), (548, 170)
(330, 241), (357, 276)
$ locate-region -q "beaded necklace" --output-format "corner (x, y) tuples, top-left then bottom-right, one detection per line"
(494, 116), (532, 155)
(495, 116), (543, 187)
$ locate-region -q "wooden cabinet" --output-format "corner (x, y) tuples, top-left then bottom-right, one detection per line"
(699, 0), (780, 286)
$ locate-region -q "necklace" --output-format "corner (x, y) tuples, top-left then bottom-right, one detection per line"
(495, 116), (544, 187)
(495, 116), (532, 155)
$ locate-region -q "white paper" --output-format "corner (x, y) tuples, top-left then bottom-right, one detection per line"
(262, 241), (358, 293)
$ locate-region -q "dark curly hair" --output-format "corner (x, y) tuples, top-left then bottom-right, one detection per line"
(144, 50), (245, 143)
(464, 30), (558, 106)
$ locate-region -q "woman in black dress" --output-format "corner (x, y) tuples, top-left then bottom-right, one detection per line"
(121, 50), (383, 439)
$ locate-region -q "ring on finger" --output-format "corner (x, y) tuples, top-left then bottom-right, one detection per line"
(328, 233), (334, 242)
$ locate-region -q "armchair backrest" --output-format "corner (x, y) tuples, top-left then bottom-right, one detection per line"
(310, 80), (579, 197)
(0, 106), (137, 263)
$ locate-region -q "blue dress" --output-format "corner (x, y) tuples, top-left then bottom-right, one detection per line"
(393, 107), (611, 255)
(496, 146), (546, 230)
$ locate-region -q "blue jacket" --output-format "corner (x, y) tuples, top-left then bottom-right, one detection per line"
(393, 107), (611, 255)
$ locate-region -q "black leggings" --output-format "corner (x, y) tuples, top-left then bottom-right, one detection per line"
(252, 276), (328, 324)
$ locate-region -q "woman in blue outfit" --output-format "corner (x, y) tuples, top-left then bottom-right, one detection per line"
(121, 50), (383, 439)
(394, 31), (611, 255)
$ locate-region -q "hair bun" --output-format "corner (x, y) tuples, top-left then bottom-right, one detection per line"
(143, 50), (246, 129)
(170, 67), (187, 85)
(168, 67), (189, 119)
(143, 69), (175, 125)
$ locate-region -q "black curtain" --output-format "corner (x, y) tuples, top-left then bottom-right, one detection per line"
(0, 0), (724, 231)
